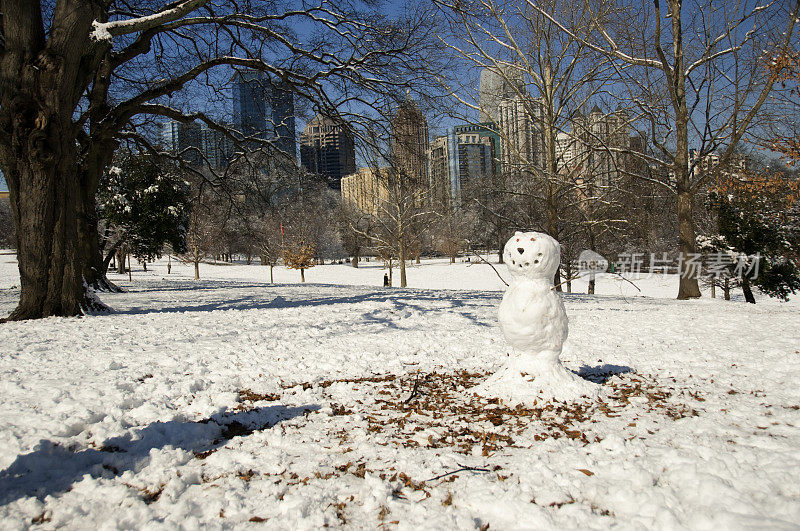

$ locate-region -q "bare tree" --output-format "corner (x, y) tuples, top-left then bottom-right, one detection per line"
(337, 202), (374, 268)
(0, 0), (445, 320)
(527, 0), (800, 298)
(431, 204), (479, 263)
(179, 185), (226, 280)
(437, 0), (621, 287)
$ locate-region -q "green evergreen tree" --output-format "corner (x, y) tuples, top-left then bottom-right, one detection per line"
(707, 170), (800, 303)
(98, 154), (190, 272)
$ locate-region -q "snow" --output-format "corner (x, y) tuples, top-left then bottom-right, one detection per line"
(1, 250), (799, 528)
(90, 20), (112, 42)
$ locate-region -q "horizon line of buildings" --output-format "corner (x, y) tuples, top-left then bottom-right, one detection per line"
(161, 70), (356, 190)
(159, 66), (745, 217)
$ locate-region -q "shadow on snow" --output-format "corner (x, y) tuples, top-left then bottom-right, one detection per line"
(574, 363), (634, 384)
(110, 283), (501, 327)
(0, 403), (319, 506)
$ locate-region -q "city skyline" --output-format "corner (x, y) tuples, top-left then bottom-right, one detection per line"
(299, 114), (356, 190)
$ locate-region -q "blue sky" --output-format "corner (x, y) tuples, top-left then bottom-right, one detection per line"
(0, 173), (6, 192)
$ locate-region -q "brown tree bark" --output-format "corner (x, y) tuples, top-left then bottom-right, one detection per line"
(676, 187), (701, 299)
(399, 240), (407, 287)
(117, 249), (127, 274)
(3, 141), (85, 319)
(741, 276), (756, 304)
(0, 0), (107, 319)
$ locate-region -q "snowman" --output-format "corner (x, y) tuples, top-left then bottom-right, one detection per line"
(474, 231), (597, 404)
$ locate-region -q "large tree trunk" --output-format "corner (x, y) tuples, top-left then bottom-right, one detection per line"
(0, 1), (107, 320)
(352, 250), (359, 268)
(546, 202), (562, 292)
(399, 241), (407, 287)
(77, 163), (107, 290)
(0, 95), (94, 320)
(4, 154), (86, 319)
(117, 249), (127, 274)
(741, 276), (756, 304)
(676, 186), (701, 299)
(497, 231), (504, 264)
(671, 4), (701, 301)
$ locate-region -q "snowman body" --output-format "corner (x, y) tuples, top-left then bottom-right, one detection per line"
(498, 232), (567, 355)
(475, 231), (596, 404)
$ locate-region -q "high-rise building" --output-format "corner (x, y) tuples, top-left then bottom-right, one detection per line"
(161, 120), (202, 164)
(232, 70), (296, 160)
(391, 96), (429, 184)
(428, 123), (500, 209)
(498, 96), (537, 173)
(553, 105), (633, 186)
(270, 83), (296, 160)
(299, 114), (356, 190)
(161, 120), (234, 169)
(341, 167), (391, 216)
(201, 124), (235, 169)
(478, 64), (525, 125)
(428, 135), (453, 208)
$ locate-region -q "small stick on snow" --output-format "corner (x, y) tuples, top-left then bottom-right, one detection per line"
(404, 372), (422, 404)
(424, 465), (491, 482)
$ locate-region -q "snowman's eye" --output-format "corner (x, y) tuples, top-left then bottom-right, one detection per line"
(524, 262), (529, 266)
(534, 260), (539, 264)
(538, 253), (542, 256)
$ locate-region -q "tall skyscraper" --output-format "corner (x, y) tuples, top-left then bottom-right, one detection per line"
(478, 64), (525, 125)
(299, 114), (356, 190)
(200, 124), (235, 169)
(498, 96), (537, 173)
(571, 105), (631, 186)
(270, 83), (296, 160)
(428, 135), (453, 208)
(161, 120), (202, 164)
(428, 124), (500, 209)
(232, 70), (296, 160)
(391, 96), (429, 184)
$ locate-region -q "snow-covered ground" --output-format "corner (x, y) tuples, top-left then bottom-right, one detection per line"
(1, 251), (799, 529)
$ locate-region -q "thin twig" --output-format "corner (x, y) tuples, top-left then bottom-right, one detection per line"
(404, 372), (422, 404)
(468, 251), (508, 286)
(551, 275), (583, 291)
(611, 272), (642, 292)
(551, 271), (642, 293)
(424, 465), (491, 483)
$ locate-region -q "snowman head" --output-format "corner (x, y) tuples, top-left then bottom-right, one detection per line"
(504, 231), (561, 280)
